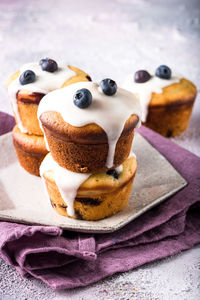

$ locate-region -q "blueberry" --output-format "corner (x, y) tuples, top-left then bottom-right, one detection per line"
(73, 88), (92, 109)
(39, 58), (58, 72)
(100, 78), (117, 96)
(155, 65), (171, 79)
(86, 75), (92, 81)
(19, 70), (36, 85)
(106, 169), (119, 179)
(134, 70), (151, 83)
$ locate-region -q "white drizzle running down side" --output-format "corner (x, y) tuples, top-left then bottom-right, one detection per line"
(128, 151), (136, 159)
(121, 74), (181, 122)
(38, 81), (141, 169)
(40, 154), (124, 217)
(40, 154), (91, 217)
(7, 62), (75, 133)
(115, 164), (123, 174)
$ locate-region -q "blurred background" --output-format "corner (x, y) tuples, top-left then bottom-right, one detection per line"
(0, 0), (199, 153)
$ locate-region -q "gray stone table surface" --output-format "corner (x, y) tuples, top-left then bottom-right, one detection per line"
(0, 0), (199, 299)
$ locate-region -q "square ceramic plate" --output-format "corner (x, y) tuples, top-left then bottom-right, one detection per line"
(0, 132), (187, 233)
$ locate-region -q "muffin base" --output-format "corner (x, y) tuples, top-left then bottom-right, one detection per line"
(144, 99), (195, 137)
(42, 156), (137, 221)
(12, 125), (48, 176)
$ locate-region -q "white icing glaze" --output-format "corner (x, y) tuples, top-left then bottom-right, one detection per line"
(121, 74), (181, 122)
(115, 165), (123, 174)
(40, 154), (90, 217)
(128, 151), (136, 159)
(40, 154), (124, 217)
(7, 62), (75, 132)
(38, 81), (141, 168)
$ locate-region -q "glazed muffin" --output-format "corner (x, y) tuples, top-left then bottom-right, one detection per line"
(40, 153), (137, 220)
(7, 58), (91, 135)
(121, 66), (197, 137)
(38, 80), (141, 173)
(12, 125), (48, 176)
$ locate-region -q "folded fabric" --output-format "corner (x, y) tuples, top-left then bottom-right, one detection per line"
(0, 111), (16, 135)
(0, 112), (199, 290)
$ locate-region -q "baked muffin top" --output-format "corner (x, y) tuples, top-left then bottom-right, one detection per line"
(7, 58), (90, 132)
(38, 80), (141, 168)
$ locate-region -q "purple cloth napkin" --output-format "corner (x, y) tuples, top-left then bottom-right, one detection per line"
(0, 112), (199, 290)
(0, 111), (16, 135)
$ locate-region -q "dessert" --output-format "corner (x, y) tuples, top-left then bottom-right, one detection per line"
(12, 125), (48, 176)
(7, 58), (91, 135)
(121, 65), (197, 137)
(38, 80), (141, 173)
(39, 78), (141, 220)
(40, 153), (137, 220)
(7, 58), (91, 176)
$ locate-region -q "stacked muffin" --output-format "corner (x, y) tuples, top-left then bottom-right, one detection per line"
(38, 79), (141, 220)
(121, 65), (197, 137)
(7, 58), (91, 175)
(6, 60), (197, 221)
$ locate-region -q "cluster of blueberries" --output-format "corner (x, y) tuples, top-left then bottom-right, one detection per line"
(18, 58), (171, 110)
(73, 78), (117, 109)
(19, 58), (58, 85)
(18, 57), (118, 110)
(134, 65), (171, 83)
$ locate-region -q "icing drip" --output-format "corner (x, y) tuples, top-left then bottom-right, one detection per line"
(40, 154), (90, 217)
(128, 151), (136, 159)
(38, 82), (141, 168)
(121, 74), (180, 122)
(43, 133), (50, 151)
(7, 62), (75, 132)
(115, 164), (123, 174)
(40, 154), (124, 217)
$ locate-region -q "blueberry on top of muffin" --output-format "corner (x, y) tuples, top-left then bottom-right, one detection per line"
(100, 78), (117, 96)
(39, 58), (58, 73)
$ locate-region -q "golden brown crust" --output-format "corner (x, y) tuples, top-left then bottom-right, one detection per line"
(13, 146), (46, 176)
(40, 112), (139, 143)
(12, 125), (48, 176)
(43, 156), (137, 220)
(141, 78), (197, 137)
(149, 78), (197, 107)
(12, 125), (47, 154)
(16, 101), (44, 136)
(44, 154), (136, 193)
(144, 100), (194, 137)
(51, 178), (134, 220)
(145, 78), (197, 136)
(41, 114), (138, 173)
(61, 65), (91, 88)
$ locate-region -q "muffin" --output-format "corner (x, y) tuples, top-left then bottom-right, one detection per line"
(7, 58), (91, 135)
(121, 65), (197, 137)
(12, 125), (48, 176)
(40, 153), (137, 220)
(38, 80), (141, 173)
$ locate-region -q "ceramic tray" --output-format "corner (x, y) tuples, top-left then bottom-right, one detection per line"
(0, 132), (187, 233)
